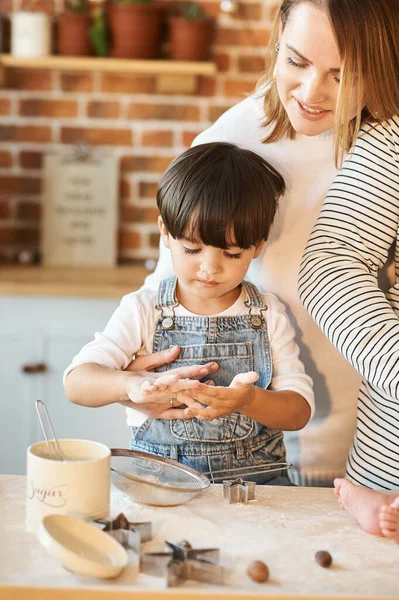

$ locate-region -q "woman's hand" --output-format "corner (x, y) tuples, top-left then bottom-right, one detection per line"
(126, 372), (203, 405)
(119, 398), (189, 420)
(125, 345), (182, 372)
(183, 371), (259, 420)
(119, 377), (218, 420)
(121, 346), (218, 419)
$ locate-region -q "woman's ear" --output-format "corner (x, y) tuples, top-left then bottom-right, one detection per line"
(158, 216), (171, 249)
(253, 240), (265, 258)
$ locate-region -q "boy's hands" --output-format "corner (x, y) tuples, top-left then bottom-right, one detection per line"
(126, 372), (203, 405)
(183, 371), (259, 420)
(119, 377), (218, 419)
(122, 350), (219, 418)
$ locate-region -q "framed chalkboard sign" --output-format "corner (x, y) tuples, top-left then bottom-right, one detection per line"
(41, 151), (119, 267)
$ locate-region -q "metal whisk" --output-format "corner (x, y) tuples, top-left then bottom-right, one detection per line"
(35, 399), (65, 461)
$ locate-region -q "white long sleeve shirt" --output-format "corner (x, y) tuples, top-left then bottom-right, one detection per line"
(299, 117), (399, 490)
(143, 92), (379, 486)
(65, 286), (314, 427)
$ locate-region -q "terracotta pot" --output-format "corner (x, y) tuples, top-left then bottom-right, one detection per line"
(169, 17), (214, 61)
(57, 12), (91, 56)
(108, 3), (163, 59)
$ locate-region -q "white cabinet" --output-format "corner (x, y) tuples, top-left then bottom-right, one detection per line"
(0, 296), (131, 475)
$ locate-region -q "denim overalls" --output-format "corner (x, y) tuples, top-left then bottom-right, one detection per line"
(130, 276), (291, 485)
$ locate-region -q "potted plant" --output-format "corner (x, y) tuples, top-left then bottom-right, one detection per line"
(89, 8), (110, 57)
(57, 0), (91, 56)
(169, 2), (215, 61)
(107, 0), (163, 59)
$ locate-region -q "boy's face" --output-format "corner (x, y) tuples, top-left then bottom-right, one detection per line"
(158, 217), (264, 313)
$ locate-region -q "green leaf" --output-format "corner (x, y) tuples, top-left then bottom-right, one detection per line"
(186, 3), (202, 19)
(67, 0), (88, 13)
(115, 0), (152, 4)
(89, 9), (110, 56)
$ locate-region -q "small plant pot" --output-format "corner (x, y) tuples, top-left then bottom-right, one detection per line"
(108, 3), (163, 59)
(169, 17), (214, 61)
(58, 12), (91, 56)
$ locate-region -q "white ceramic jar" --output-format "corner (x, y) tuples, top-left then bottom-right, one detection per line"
(11, 11), (51, 58)
(26, 439), (111, 531)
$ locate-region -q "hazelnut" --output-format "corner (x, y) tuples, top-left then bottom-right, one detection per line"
(247, 560), (269, 583)
(315, 550), (332, 568)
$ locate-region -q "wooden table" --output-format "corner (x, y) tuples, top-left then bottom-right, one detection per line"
(0, 475), (397, 600)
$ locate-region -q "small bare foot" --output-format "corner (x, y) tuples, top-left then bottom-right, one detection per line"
(379, 497), (399, 544)
(334, 478), (345, 511)
(333, 478), (399, 536)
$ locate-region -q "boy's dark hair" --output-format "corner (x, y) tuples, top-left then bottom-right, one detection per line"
(157, 142), (285, 249)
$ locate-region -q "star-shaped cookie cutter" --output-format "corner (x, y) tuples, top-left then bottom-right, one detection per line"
(223, 477), (256, 504)
(140, 540), (228, 586)
(96, 512), (152, 552)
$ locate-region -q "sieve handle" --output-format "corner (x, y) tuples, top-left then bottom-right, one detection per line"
(204, 462), (293, 482)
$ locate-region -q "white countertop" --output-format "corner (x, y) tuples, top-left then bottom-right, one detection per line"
(0, 475), (398, 600)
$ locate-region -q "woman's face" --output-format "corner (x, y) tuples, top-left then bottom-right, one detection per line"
(276, 2), (358, 136)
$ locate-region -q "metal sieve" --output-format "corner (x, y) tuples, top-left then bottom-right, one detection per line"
(110, 448), (211, 507)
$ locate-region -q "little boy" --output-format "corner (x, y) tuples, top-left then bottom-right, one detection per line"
(64, 142), (314, 484)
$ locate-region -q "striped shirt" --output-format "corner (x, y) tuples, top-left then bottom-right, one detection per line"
(299, 116), (399, 490)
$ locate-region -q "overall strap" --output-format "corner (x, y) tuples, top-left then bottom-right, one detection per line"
(242, 280), (265, 308)
(155, 276), (178, 310)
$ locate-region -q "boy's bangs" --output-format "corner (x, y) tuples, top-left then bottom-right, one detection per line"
(181, 201), (262, 250)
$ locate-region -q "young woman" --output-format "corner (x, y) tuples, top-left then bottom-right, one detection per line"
(124, 0), (399, 489)
(297, 6), (399, 493)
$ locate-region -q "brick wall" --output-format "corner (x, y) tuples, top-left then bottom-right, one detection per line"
(0, 0), (277, 264)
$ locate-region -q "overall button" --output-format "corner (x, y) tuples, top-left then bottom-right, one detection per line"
(162, 317), (174, 330)
(250, 316), (262, 329)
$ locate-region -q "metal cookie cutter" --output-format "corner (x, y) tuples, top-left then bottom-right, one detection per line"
(140, 540), (228, 587)
(223, 478), (256, 504)
(96, 512), (152, 552)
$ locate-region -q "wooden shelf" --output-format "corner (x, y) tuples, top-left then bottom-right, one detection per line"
(0, 54), (216, 75)
(0, 54), (217, 93)
(0, 265), (149, 298)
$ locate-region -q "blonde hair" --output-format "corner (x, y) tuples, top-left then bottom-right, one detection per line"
(258, 0), (399, 167)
